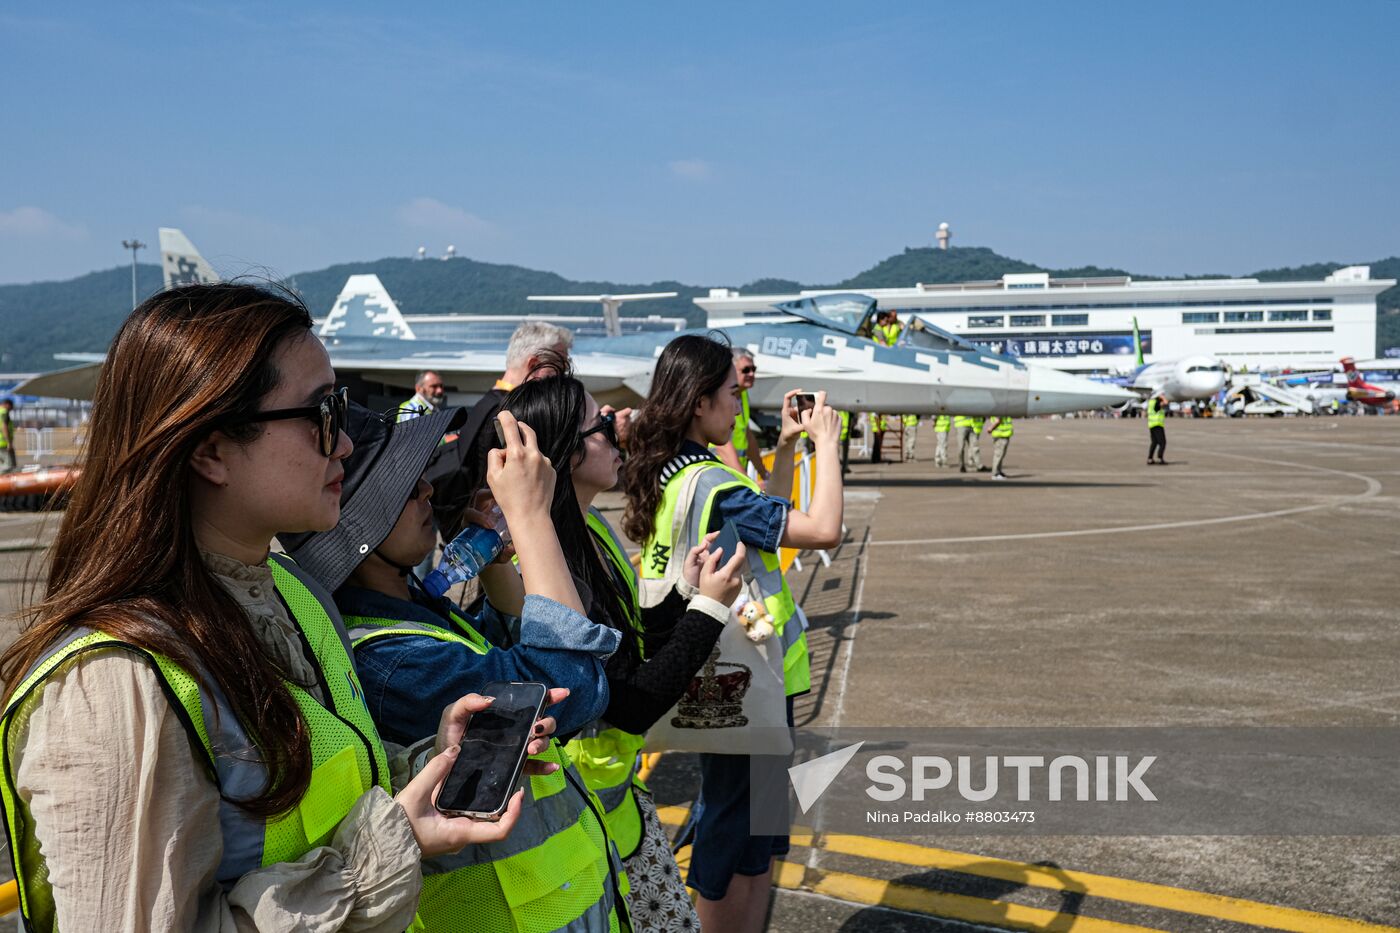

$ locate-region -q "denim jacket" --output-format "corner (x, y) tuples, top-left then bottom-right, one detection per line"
(337, 585), (620, 747)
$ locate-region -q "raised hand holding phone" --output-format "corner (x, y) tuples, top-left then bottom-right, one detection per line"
(434, 681), (549, 820)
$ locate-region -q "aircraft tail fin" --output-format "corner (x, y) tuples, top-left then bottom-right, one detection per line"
(1132, 316), (1145, 367)
(319, 275), (417, 341)
(1340, 357), (1363, 386)
(159, 228), (219, 289)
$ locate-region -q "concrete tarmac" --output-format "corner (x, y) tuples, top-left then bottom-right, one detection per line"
(0, 416), (1396, 929)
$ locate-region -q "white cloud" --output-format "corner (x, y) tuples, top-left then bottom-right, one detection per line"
(668, 159), (713, 181)
(395, 197), (494, 236)
(0, 206), (87, 240)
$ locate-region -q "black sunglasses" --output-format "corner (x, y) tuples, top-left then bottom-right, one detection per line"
(580, 410), (619, 450)
(229, 387), (348, 457)
(738, 365), (756, 375)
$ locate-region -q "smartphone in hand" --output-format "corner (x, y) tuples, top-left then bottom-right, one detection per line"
(434, 681), (547, 820)
(708, 519), (742, 563)
(792, 393), (817, 417)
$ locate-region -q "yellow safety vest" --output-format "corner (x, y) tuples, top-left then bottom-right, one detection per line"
(730, 390), (752, 457)
(344, 604), (627, 932)
(991, 417), (1013, 438)
(934, 415), (950, 433)
(876, 321), (903, 347)
(641, 458), (809, 695)
(953, 415), (973, 429)
(1147, 399), (1166, 428)
(0, 555), (391, 933)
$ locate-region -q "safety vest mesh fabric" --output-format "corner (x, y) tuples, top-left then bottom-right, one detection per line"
(1147, 400), (1166, 428)
(640, 460), (809, 695)
(1, 555), (390, 933)
(991, 417), (1013, 438)
(569, 509), (647, 860)
(952, 415), (972, 429)
(934, 415), (951, 433)
(729, 389), (752, 456)
(345, 608), (627, 932)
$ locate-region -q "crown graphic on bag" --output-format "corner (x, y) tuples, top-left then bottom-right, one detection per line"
(672, 645), (752, 730)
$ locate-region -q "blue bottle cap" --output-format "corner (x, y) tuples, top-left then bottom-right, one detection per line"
(422, 569), (451, 599)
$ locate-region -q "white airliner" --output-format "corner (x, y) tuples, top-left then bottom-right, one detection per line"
(1123, 317), (1228, 401)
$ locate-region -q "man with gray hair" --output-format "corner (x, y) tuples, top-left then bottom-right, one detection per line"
(430, 321), (577, 541)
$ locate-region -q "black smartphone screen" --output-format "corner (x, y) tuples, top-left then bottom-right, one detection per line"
(435, 681), (546, 817)
(709, 519), (742, 563)
(793, 393), (816, 416)
(493, 416), (508, 449)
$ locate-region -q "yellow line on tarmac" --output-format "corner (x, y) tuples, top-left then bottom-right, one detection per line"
(657, 806), (1399, 933)
(772, 860), (1165, 933)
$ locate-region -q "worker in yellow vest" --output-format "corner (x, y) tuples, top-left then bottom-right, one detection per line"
(0, 398), (15, 473)
(933, 414), (951, 467)
(986, 415), (1013, 479)
(1147, 393), (1168, 465)
(871, 310), (909, 463)
(714, 350), (771, 483)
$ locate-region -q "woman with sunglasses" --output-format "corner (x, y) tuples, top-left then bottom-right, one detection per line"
(0, 283), (542, 932)
(621, 333), (844, 933)
(284, 399), (632, 933)
(490, 362), (749, 932)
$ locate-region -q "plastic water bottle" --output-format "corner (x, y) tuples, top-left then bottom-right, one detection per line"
(421, 505), (511, 598)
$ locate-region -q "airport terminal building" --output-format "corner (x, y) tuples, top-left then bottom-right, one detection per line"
(697, 267), (1392, 373)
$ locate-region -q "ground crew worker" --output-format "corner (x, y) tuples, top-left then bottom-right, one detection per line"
(933, 414), (951, 467)
(871, 310), (915, 463)
(967, 417), (988, 471)
(902, 413), (919, 461)
(839, 410), (852, 474)
(0, 398), (15, 473)
(397, 369), (447, 421)
(0, 283), (520, 931)
(987, 415), (1013, 479)
(715, 349), (771, 483)
(1147, 393), (1168, 464)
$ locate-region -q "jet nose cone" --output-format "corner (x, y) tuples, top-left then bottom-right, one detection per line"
(1025, 366), (1135, 416)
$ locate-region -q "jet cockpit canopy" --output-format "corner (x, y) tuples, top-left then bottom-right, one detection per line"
(770, 293), (878, 336)
(902, 315), (983, 354)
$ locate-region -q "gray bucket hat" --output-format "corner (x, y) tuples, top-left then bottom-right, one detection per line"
(280, 400), (466, 593)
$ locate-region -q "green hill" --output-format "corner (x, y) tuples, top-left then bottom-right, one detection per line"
(1, 247), (1395, 372)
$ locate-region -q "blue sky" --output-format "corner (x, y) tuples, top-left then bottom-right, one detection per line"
(2, 2), (1397, 287)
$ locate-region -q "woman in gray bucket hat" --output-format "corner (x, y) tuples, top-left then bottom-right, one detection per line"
(284, 402), (629, 931)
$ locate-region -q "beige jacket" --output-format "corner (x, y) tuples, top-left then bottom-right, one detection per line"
(9, 553), (425, 932)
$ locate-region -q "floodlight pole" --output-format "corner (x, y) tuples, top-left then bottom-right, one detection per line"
(121, 238), (146, 309)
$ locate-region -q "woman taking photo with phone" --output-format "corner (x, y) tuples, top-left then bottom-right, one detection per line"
(0, 283), (533, 932)
(621, 333), (844, 933)
(494, 363), (748, 932)
(284, 402), (630, 933)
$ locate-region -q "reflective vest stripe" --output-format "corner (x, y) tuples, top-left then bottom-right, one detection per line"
(345, 608), (628, 930)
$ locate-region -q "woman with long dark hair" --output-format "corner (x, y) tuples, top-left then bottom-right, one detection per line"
(494, 362), (748, 931)
(0, 283), (543, 931)
(285, 400), (632, 932)
(621, 332), (844, 933)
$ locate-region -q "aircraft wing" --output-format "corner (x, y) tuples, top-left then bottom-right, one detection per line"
(13, 361), (105, 400)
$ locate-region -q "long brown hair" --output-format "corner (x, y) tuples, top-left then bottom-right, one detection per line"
(1, 282), (317, 817)
(621, 333), (733, 544)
